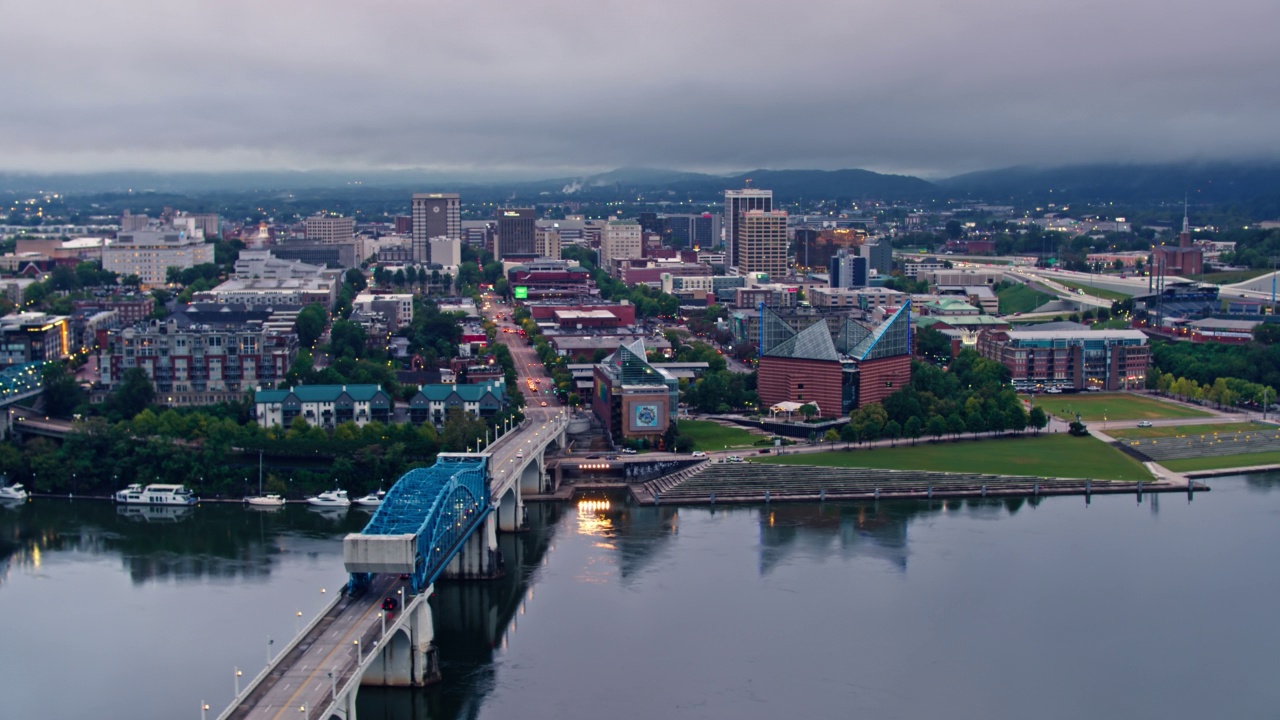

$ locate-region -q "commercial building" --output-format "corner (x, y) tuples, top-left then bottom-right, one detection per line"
(303, 215), (356, 244)
(234, 250), (328, 280)
(618, 261), (708, 287)
(73, 295), (155, 326)
(592, 339), (678, 445)
(725, 188), (772, 268)
(829, 249), (868, 289)
(353, 292), (414, 330)
(601, 220), (643, 273)
(808, 287), (906, 310)
(270, 241), (358, 269)
(198, 276), (340, 308)
(860, 241), (893, 275)
(977, 328), (1150, 391)
(663, 213), (720, 249)
(103, 229), (214, 286)
(496, 208), (537, 260)
(0, 313), (70, 366)
(411, 193), (461, 263)
(507, 260), (594, 300)
(535, 227), (562, 260)
(429, 236), (461, 267)
(254, 384), (393, 429)
(737, 210), (789, 279)
(101, 318), (298, 406)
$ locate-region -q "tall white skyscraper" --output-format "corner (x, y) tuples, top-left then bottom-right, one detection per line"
(724, 188), (772, 269)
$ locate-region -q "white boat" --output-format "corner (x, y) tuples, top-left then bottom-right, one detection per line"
(244, 452), (285, 507)
(353, 490), (385, 507)
(246, 494), (286, 508)
(0, 482), (29, 502)
(306, 489), (350, 508)
(114, 483), (197, 506)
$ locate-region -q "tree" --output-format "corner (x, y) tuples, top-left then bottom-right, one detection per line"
(329, 320), (367, 360)
(883, 419), (902, 446)
(41, 361), (83, 418)
(296, 303), (327, 348)
(823, 428), (840, 448)
(109, 367), (156, 420)
(904, 416), (923, 445)
(1068, 419), (1090, 437)
(926, 415), (947, 441)
(1028, 406), (1048, 434)
(839, 422), (858, 446)
(393, 269), (406, 287)
(344, 268), (368, 292)
(799, 403), (818, 420)
(945, 219), (964, 239)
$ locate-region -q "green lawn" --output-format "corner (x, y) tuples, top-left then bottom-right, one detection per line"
(1053, 278), (1132, 302)
(997, 283), (1054, 315)
(1162, 451), (1280, 473)
(1107, 421), (1273, 440)
(753, 434), (1151, 480)
(1024, 393), (1214, 422)
(678, 420), (764, 450)
(1190, 270), (1271, 284)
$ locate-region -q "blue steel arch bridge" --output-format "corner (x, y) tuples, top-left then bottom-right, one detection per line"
(346, 453), (489, 595)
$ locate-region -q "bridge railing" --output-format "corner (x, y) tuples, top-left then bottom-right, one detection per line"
(215, 587), (346, 720)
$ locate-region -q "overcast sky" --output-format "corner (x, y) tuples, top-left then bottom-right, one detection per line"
(1, 0), (1277, 178)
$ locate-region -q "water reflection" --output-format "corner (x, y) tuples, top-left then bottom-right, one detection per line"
(0, 500), (370, 586)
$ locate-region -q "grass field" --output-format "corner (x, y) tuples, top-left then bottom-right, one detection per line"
(1107, 421), (1272, 440)
(753, 434), (1151, 480)
(678, 420), (764, 450)
(1162, 451), (1280, 472)
(1024, 393), (1214, 422)
(1191, 270), (1271, 284)
(997, 283), (1054, 315)
(1052, 278), (1132, 302)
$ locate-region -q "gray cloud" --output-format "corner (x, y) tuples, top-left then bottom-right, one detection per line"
(1, 0), (1278, 176)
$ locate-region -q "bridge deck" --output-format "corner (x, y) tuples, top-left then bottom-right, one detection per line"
(225, 574), (405, 720)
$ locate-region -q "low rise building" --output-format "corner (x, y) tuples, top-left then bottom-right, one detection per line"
(0, 313), (70, 366)
(254, 384), (392, 428)
(198, 276), (340, 308)
(103, 229), (214, 286)
(977, 328), (1149, 391)
(353, 292), (414, 330)
(592, 339), (678, 445)
(409, 378), (507, 426)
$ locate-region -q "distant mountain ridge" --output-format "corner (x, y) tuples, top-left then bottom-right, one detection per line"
(3, 161), (1280, 207)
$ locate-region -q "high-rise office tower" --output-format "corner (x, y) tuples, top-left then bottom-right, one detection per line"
(495, 208), (536, 260)
(737, 210), (788, 279)
(724, 188), (772, 268)
(536, 226), (562, 260)
(412, 193), (461, 263)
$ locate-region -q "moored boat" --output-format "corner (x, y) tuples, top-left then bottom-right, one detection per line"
(306, 489), (350, 507)
(114, 483), (197, 506)
(353, 490), (385, 507)
(0, 482), (29, 502)
(246, 494), (286, 507)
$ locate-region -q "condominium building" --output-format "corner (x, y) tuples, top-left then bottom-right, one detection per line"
(100, 318), (298, 406)
(303, 215), (356, 244)
(977, 328), (1150, 391)
(0, 313), (70, 366)
(737, 210), (789, 279)
(254, 384), (393, 429)
(412, 193), (461, 263)
(103, 230), (214, 286)
(725, 188), (772, 268)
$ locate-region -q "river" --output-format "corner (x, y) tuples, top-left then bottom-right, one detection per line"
(3, 474), (1279, 720)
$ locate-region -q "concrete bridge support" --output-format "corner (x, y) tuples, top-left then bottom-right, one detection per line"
(518, 455), (544, 500)
(441, 513), (504, 579)
(361, 590), (440, 688)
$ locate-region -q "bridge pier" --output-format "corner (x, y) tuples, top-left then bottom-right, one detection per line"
(361, 589), (440, 688)
(441, 513), (505, 579)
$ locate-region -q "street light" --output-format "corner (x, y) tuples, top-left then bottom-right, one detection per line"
(201, 701), (210, 720)
(234, 666), (243, 696)
(329, 670), (336, 700)
(266, 636), (274, 665)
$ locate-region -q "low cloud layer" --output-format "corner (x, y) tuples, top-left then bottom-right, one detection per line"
(2, 0), (1277, 177)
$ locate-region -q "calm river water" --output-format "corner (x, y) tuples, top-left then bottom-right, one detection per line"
(3, 474), (1279, 720)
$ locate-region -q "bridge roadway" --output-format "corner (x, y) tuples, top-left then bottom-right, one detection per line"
(225, 574), (407, 720)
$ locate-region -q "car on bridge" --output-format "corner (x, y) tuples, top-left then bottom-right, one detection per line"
(382, 596), (398, 612)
